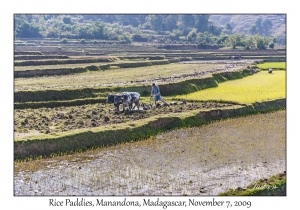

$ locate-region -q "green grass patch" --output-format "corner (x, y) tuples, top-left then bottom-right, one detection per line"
(219, 172), (286, 196)
(256, 62), (286, 70)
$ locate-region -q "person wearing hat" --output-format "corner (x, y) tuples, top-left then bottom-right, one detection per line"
(151, 83), (167, 105)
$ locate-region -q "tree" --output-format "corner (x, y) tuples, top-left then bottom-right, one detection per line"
(269, 42), (275, 49)
(115, 15), (141, 27)
(269, 38), (276, 49)
(216, 33), (229, 44)
(193, 15), (210, 32)
(249, 24), (258, 35)
(70, 19), (107, 39)
(179, 15), (195, 29)
(187, 28), (197, 41)
(146, 15), (163, 31)
(42, 14), (55, 21)
(163, 15), (178, 31)
(46, 27), (60, 38)
(224, 34), (243, 49)
(61, 38), (68, 44)
(242, 36), (255, 49)
(106, 29), (118, 40)
(196, 31), (212, 44)
(100, 15), (117, 23)
(255, 17), (264, 35)
(169, 29), (181, 41)
(132, 34), (148, 42)
(224, 22), (232, 34)
(256, 39), (265, 49)
(62, 16), (72, 24)
(24, 14), (33, 22)
(253, 34), (271, 49)
(118, 32), (131, 43)
(209, 25), (222, 36)
(76, 26), (89, 39)
(15, 21), (41, 38)
(261, 18), (273, 36)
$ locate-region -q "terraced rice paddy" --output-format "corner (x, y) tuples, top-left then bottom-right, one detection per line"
(14, 101), (233, 139)
(14, 42), (286, 197)
(14, 62), (246, 91)
(256, 62), (286, 69)
(14, 110), (286, 196)
(176, 71), (286, 104)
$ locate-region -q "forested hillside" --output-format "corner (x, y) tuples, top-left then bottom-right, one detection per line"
(14, 14), (286, 48)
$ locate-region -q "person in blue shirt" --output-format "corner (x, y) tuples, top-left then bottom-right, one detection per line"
(151, 83), (167, 105)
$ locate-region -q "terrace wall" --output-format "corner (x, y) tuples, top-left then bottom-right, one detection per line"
(14, 99), (286, 160)
(14, 70), (250, 106)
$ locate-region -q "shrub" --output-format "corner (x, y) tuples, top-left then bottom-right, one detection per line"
(61, 38), (68, 44)
(132, 34), (148, 42)
(87, 65), (99, 71)
(62, 16), (72, 24)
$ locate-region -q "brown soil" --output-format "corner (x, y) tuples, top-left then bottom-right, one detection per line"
(14, 101), (234, 139)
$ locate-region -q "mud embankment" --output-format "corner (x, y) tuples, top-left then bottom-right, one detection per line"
(14, 99), (286, 161)
(14, 110), (286, 196)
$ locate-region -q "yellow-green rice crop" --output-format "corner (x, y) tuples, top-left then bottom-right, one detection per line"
(176, 71), (286, 104)
(256, 62), (286, 69)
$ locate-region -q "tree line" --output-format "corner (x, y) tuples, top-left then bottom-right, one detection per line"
(14, 14), (281, 49)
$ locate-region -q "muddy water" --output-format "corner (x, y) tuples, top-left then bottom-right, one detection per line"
(14, 111), (286, 196)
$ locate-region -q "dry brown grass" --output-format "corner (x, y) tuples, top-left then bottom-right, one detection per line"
(14, 63), (226, 91)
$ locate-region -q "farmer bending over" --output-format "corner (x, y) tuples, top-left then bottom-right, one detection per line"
(151, 83), (168, 105)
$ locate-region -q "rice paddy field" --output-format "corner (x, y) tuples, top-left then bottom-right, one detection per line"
(175, 71), (286, 104)
(14, 101), (234, 139)
(14, 110), (286, 195)
(14, 62), (242, 91)
(14, 43), (286, 196)
(256, 62), (286, 69)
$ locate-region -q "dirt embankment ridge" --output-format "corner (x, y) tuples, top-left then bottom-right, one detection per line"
(14, 109), (286, 196)
(14, 67), (252, 107)
(14, 98), (285, 161)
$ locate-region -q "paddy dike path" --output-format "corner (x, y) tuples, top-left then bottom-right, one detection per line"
(14, 110), (286, 196)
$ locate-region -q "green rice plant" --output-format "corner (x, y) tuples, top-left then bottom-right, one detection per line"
(176, 71), (286, 104)
(256, 62), (286, 70)
(14, 110), (285, 195)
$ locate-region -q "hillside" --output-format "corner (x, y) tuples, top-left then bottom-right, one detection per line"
(14, 14), (286, 47)
(210, 14), (286, 40)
